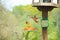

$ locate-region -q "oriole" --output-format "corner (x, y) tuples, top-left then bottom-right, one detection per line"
(24, 21), (36, 31)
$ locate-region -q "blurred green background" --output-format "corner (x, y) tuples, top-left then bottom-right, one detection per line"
(0, 0), (60, 40)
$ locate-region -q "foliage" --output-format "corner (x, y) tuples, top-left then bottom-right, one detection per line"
(0, 4), (60, 40)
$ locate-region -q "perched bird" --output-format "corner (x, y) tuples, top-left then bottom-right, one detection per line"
(24, 21), (36, 31)
(31, 16), (39, 23)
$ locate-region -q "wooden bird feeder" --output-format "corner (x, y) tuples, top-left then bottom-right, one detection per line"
(32, 0), (60, 40)
(32, 0), (59, 7)
(32, 0), (60, 11)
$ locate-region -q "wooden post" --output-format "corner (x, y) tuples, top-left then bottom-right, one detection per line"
(42, 10), (48, 40)
(42, 10), (48, 20)
(42, 27), (48, 40)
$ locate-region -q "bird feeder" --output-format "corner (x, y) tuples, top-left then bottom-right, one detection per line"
(32, 0), (59, 8)
(32, 0), (59, 27)
(32, 0), (59, 40)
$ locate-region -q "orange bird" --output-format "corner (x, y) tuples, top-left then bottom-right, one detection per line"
(24, 21), (36, 31)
